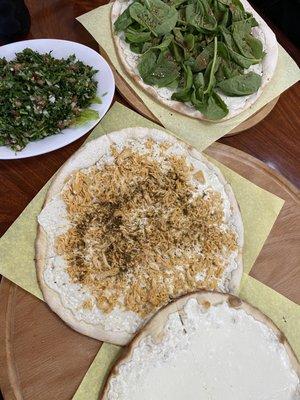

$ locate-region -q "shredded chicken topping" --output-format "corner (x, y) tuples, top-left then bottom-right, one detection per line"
(56, 142), (237, 317)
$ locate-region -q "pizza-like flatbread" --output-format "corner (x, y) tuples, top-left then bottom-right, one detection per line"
(111, 0), (278, 121)
(100, 291), (300, 399)
(36, 128), (243, 345)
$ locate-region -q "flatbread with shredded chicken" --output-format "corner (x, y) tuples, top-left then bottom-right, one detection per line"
(36, 127), (243, 345)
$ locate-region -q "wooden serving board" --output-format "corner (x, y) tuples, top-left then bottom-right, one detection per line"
(99, 47), (279, 137)
(0, 142), (299, 400)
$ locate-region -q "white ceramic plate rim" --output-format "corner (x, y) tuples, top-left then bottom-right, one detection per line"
(0, 39), (115, 159)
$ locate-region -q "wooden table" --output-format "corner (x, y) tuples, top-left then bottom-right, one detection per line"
(0, 0), (299, 239)
(0, 1), (299, 399)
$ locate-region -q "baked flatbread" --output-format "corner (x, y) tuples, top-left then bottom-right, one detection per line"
(36, 128), (243, 345)
(100, 291), (300, 399)
(111, 0), (278, 121)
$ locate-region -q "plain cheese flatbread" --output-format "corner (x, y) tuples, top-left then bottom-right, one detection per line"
(100, 291), (300, 399)
(36, 128), (243, 345)
(111, 0), (278, 121)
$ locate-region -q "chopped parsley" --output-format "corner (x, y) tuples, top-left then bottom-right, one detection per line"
(0, 48), (100, 151)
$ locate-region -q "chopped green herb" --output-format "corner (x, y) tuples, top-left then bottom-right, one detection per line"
(0, 49), (100, 151)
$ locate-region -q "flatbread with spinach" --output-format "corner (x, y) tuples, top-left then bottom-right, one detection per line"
(111, 0), (278, 121)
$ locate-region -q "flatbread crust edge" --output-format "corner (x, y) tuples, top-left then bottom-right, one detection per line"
(111, 0), (278, 122)
(100, 290), (300, 399)
(35, 127), (243, 345)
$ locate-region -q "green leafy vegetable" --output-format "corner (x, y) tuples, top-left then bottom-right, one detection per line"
(129, 0), (178, 36)
(138, 50), (180, 87)
(148, 34), (174, 51)
(203, 91), (229, 120)
(204, 36), (218, 94)
(186, 0), (217, 32)
(246, 34), (264, 59)
(171, 64), (193, 101)
(138, 50), (157, 78)
(0, 49), (99, 151)
(125, 28), (152, 43)
(115, 7), (133, 32)
(194, 42), (214, 71)
(114, 0), (266, 120)
(74, 109), (99, 126)
(217, 71), (262, 96)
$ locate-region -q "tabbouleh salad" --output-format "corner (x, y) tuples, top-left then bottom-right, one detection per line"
(0, 48), (100, 151)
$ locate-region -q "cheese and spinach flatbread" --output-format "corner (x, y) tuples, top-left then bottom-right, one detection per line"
(111, 0), (278, 121)
(36, 128), (243, 344)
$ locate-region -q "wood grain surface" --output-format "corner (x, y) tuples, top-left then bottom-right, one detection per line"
(0, 142), (299, 400)
(0, 1), (299, 400)
(0, 0), (299, 239)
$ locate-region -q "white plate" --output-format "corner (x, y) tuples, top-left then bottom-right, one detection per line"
(0, 39), (115, 159)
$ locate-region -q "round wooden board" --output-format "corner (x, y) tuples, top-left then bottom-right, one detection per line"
(99, 47), (279, 137)
(0, 142), (299, 400)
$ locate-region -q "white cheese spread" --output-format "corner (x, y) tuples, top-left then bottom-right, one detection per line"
(106, 299), (300, 399)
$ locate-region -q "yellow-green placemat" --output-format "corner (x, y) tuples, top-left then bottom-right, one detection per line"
(0, 102), (288, 400)
(73, 274), (300, 400)
(77, 4), (300, 151)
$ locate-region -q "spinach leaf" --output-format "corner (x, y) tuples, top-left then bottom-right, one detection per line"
(191, 90), (228, 119)
(220, 9), (229, 26)
(232, 21), (257, 59)
(215, 57), (241, 81)
(204, 36), (218, 94)
(185, 33), (195, 50)
(138, 50), (180, 87)
(204, 91), (228, 119)
(231, 19), (252, 35)
(129, 0), (178, 36)
(126, 28), (152, 43)
(217, 71), (262, 95)
(194, 42), (214, 71)
(219, 26), (236, 50)
(220, 30), (261, 68)
(246, 34), (264, 59)
(186, 0), (217, 32)
(171, 65), (193, 101)
(193, 71), (205, 89)
(211, 0), (229, 26)
(138, 50), (157, 78)
(164, 0), (187, 8)
(230, 0), (246, 22)
(217, 41), (230, 60)
(130, 43), (144, 53)
(148, 34), (174, 51)
(114, 7), (133, 32)
(142, 42), (153, 52)
(171, 41), (184, 62)
(228, 46), (260, 68)
(218, 0), (232, 5)
(191, 88), (205, 109)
